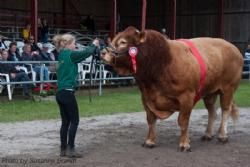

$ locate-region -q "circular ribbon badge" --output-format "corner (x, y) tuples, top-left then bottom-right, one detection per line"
(129, 47), (138, 57)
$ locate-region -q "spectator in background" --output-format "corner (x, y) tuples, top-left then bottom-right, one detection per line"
(243, 44), (250, 79)
(22, 23), (31, 42)
(51, 47), (59, 61)
(244, 44), (250, 67)
(80, 16), (87, 30)
(244, 44), (250, 59)
(37, 18), (42, 42)
(40, 43), (54, 61)
(0, 50), (31, 98)
(0, 35), (7, 51)
(84, 14), (96, 34)
(21, 43), (34, 61)
(41, 18), (49, 43)
(28, 35), (41, 52)
(21, 43), (49, 81)
(7, 42), (21, 62)
(0, 51), (3, 93)
(40, 43), (56, 72)
(7, 42), (23, 70)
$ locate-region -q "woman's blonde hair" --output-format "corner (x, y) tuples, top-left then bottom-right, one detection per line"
(53, 34), (75, 51)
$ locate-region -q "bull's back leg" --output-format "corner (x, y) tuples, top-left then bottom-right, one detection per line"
(218, 87), (235, 143)
(201, 93), (218, 141)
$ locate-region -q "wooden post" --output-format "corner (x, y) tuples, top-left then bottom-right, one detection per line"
(31, 0), (38, 42)
(170, 0), (176, 39)
(62, 0), (66, 27)
(218, 0), (224, 38)
(141, 0), (147, 31)
(110, 0), (117, 38)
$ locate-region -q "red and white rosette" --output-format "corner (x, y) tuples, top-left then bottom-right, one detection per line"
(129, 47), (138, 73)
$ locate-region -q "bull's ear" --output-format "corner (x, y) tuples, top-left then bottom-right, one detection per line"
(135, 30), (146, 44)
(139, 31), (146, 43)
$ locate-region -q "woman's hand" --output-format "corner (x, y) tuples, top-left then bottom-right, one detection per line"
(10, 73), (16, 79)
(92, 39), (100, 48)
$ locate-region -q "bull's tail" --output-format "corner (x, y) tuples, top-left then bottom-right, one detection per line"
(230, 101), (239, 122)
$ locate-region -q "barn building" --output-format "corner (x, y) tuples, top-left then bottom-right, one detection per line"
(0, 0), (249, 52)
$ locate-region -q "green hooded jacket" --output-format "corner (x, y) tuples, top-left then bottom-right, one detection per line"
(57, 44), (96, 91)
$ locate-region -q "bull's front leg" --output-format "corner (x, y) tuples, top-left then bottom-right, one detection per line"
(142, 109), (157, 148)
(177, 94), (194, 152)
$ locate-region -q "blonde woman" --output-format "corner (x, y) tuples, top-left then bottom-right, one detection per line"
(54, 34), (99, 158)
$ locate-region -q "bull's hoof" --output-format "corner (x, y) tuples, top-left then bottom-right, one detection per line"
(218, 137), (229, 144)
(178, 146), (192, 152)
(201, 135), (213, 141)
(142, 140), (156, 148)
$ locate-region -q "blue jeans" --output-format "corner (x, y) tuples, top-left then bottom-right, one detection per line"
(34, 66), (49, 81)
(11, 72), (31, 95)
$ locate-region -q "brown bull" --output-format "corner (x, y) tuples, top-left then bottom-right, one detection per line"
(101, 26), (243, 151)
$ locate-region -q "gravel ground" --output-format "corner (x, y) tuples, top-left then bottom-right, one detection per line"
(0, 108), (250, 167)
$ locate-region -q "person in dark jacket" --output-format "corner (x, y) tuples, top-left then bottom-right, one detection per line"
(51, 48), (59, 61)
(7, 42), (21, 62)
(0, 50), (31, 98)
(0, 36), (7, 51)
(40, 43), (56, 73)
(83, 15), (96, 34)
(53, 33), (99, 158)
(27, 35), (41, 52)
(21, 43), (49, 81)
(41, 18), (49, 43)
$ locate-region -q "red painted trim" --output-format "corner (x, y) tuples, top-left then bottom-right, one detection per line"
(170, 0), (176, 39)
(31, 0), (38, 42)
(141, 0), (147, 31)
(219, 0), (224, 38)
(110, 0), (117, 38)
(62, 0), (66, 26)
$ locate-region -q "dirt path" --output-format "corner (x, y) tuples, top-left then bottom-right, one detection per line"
(0, 108), (250, 167)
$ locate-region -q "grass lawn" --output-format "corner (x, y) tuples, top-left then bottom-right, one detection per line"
(0, 81), (249, 123)
(0, 86), (143, 122)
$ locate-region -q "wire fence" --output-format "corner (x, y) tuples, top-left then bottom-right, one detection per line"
(0, 60), (135, 98)
(242, 58), (250, 81)
(1, 58), (250, 99)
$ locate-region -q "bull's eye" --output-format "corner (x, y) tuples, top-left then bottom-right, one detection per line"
(118, 41), (127, 49)
(120, 41), (127, 45)
(117, 38), (127, 48)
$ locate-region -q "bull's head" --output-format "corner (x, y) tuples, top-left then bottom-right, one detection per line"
(101, 26), (146, 75)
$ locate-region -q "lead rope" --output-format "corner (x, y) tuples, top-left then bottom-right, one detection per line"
(88, 54), (95, 103)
